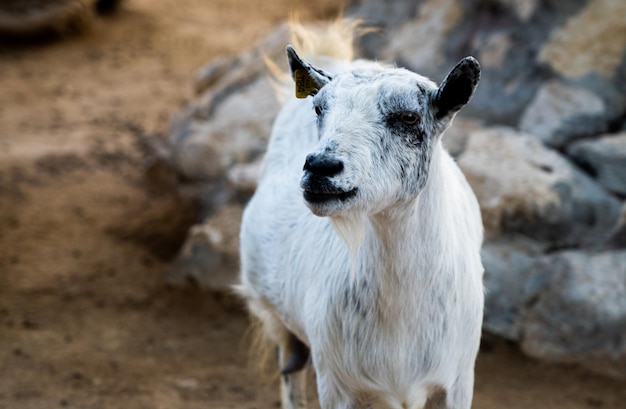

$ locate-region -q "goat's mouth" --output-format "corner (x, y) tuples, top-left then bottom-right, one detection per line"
(303, 187), (358, 204)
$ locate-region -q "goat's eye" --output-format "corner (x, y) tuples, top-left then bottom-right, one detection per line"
(314, 105), (323, 116)
(400, 112), (419, 125)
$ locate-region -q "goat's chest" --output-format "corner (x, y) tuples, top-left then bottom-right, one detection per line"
(307, 274), (453, 387)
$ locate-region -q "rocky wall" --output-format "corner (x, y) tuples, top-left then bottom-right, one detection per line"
(163, 0), (626, 379)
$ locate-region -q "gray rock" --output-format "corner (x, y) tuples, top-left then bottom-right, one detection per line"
(518, 81), (608, 147)
(457, 127), (621, 246)
(441, 117), (483, 158)
(606, 203), (626, 249)
(521, 250), (626, 379)
(385, 0), (462, 78)
(226, 158), (262, 195)
(193, 23), (290, 97)
(165, 205), (243, 291)
(169, 77), (280, 181)
(481, 236), (546, 340)
(168, 24), (289, 182)
(481, 234), (626, 380)
(567, 132), (626, 196)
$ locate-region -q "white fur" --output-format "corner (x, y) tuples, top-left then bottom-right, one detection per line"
(237, 26), (484, 409)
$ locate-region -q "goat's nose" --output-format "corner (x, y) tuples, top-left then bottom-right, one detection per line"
(303, 153), (344, 177)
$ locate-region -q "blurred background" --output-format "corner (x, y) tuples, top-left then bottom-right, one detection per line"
(0, 0), (625, 408)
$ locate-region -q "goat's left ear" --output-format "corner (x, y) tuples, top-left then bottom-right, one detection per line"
(432, 57), (480, 120)
(286, 45), (333, 99)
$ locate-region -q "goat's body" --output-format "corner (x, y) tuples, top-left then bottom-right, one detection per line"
(238, 21), (484, 409)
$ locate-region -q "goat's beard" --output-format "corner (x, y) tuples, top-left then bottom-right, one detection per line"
(330, 212), (366, 281)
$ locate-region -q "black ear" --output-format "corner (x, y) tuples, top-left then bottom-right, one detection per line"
(286, 45), (333, 99)
(432, 57), (480, 120)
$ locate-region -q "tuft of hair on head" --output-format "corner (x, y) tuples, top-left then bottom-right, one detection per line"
(265, 15), (376, 103)
(288, 14), (373, 63)
(331, 212), (367, 281)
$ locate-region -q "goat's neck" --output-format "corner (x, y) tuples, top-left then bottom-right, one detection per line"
(372, 145), (445, 238)
(330, 144), (451, 286)
(365, 145), (448, 280)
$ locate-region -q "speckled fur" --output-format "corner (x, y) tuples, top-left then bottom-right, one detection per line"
(237, 20), (483, 409)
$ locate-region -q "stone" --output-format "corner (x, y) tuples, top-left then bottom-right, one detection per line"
(193, 55), (239, 96)
(457, 127), (621, 246)
(169, 77), (280, 181)
(567, 132), (626, 196)
(606, 203), (626, 249)
(386, 0), (463, 76)
(441, 117), (483, 158)
(481, 237), (626, 380)
(521, 250), (626, 379)
(168, 24), (289, 182)
(538, 0), (626, 79)
(495, 0), (539, 21)
(226, 158), (263, 194)
(481, 236), (545, 340)
(519, 81), (607, 147)
(165, 204), (243, 291)
(192, 23), (291, 97)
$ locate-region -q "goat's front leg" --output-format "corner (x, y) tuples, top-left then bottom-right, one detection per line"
(279, 332), (309, 409)
(316, 374), (362, 409)
(445, 368), (474, 409)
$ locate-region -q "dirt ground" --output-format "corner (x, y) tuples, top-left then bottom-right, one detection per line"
(1, 1), (625, 408)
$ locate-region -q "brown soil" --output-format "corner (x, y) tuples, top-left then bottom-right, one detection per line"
(1, 1), (624, 408)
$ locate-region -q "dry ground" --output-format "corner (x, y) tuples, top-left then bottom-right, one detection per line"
(1, 1), (625, 408)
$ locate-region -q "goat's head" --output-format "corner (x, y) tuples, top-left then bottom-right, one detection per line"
(287, 46), (480, 217)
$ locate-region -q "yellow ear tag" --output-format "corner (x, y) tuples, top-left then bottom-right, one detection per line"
(294, 69), (317, 99)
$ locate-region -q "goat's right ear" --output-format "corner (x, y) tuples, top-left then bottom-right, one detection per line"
(432, 57), (480, 120)
(286, 45), (333, 99)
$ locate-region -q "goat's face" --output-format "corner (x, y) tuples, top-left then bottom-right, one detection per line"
(287, 46), (480, 217)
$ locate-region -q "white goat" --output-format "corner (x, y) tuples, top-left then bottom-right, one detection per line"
(237, 20), (484, 409)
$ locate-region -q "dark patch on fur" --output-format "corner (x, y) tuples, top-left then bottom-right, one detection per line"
(281, 333), (310, 375)
(377, 81), (430, 149)
(342, 278), (378, 320)
(384, 112), (427, 147)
